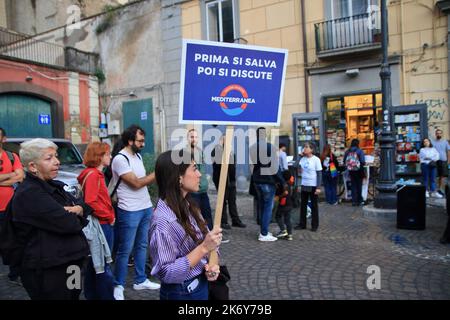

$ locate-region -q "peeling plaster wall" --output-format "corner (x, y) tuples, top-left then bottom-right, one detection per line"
(31, 0), (170, 151)
(0, 0), (7, 28)
(5, 0), (119, 35)
(10, 0), (186, 152)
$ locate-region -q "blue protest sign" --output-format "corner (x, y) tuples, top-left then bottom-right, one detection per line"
(39, 114), (51, 125)
(179, 39), (288, 126)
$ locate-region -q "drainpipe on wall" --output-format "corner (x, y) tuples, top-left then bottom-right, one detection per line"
(157, 84), (167, 152)
(301, 0), (310, 113)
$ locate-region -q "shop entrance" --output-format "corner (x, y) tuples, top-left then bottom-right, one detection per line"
(324, 93), (382, 165)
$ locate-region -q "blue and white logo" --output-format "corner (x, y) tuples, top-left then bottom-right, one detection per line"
(39, 114), (51, 125)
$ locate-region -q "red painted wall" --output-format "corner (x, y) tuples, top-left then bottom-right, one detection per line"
(0, 59), (70, 121)
(0, 59), (93, 143)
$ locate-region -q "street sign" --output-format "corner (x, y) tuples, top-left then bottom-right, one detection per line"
(179, 39), (288, 126)
(39, 114), (51, 125)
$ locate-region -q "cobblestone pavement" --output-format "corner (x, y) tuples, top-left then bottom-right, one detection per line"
(1, 193), (449, 300)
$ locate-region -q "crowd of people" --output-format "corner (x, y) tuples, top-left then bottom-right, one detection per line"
(0, 124), (449, 301)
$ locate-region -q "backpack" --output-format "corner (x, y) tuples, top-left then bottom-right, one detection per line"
(345, 151), (361, 171)
(104, 140), (125, 186)
(4, 151), (15, 167)
(107, 152), (141, 207)
(3, 151), (19, 190)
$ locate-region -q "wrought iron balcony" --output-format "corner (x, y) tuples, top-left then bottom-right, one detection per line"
(0, 28), (98, 74)
(314, 13), (382, 58)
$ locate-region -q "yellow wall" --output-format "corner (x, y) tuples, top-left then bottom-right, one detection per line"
(0, 0), (7, 28)
(181, 0), (449, 139)
(384, 0), (448, 138)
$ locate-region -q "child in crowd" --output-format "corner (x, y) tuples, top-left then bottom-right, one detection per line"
(275, 170), (295, 240)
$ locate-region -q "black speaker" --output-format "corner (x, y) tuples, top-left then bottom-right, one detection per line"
(397, 185), (426, 230)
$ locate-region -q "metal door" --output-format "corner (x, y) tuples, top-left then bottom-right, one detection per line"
(122, 99), (154, 155)
(0, 94), (53, 138)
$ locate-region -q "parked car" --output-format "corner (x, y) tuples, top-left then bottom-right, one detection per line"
(3, 138), (85, 199)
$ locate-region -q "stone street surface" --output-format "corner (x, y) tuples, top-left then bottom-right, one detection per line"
(1, 193), (449, 300)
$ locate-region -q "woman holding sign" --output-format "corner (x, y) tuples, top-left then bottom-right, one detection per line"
(149, 149), (222, 300)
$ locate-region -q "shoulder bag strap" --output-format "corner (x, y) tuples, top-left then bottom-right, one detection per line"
(81, 170), (95, 193)
(110, 153), (131, 197)
(5, 151), (15, 167)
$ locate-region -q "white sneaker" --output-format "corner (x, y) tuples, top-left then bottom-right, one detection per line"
(258, 233), (278, 242)
(432, 192), (443, 199)
(426, 191), (430, 198)
(221, 236), (230, 244)
(113, 285), (124, 300)
(133, 279), (161, 291)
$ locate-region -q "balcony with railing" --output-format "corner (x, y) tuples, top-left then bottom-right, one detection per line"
(315, 13), (382, 59)
(0, 28), (99, 74)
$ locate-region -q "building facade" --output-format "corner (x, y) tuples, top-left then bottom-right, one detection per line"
(0, 20), (100, 143)
(1, 1), (449, 165)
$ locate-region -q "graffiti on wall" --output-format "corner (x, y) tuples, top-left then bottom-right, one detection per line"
(415, 98), (448, 136)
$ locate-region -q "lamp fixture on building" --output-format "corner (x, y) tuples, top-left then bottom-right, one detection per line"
(129, 91), (137, 97)
(25, 75), (33, 82)
(345, 69), (359, 78)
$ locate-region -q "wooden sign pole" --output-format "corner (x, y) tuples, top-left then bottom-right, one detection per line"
(209, 125), (234, 266)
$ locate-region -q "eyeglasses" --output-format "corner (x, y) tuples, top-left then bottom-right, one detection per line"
(135, 139), (145, 143)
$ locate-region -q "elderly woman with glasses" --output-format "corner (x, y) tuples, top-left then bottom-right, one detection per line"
(10, 138), (91, 300)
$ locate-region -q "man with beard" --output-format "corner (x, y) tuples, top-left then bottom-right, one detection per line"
(110, 125), (160, 300)
(187, 129), (231, 243)
(187, 129), (213, 229)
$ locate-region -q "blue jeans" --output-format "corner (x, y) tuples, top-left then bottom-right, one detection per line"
(160, 274), (208, 300)
(83, 223), (115, 300)
(114, 207), (152, 286)
(101, 224), (114, 251)
(190, 193), (213, 230)
(323, 171), (338, 204)
(84, 260), (115, 300)
(255, 184), (276, 236)
(421, 163), (437, 192)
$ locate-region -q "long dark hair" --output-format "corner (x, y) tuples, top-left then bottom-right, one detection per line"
(421, 138), (433, 148)
(155, 149), (208, 244)
(320, 144), (332, 162)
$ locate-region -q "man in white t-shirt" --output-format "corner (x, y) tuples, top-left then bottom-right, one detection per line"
(111, 125), (160, 300)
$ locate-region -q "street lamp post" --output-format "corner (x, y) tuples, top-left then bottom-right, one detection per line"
(374, 0), (397, 209)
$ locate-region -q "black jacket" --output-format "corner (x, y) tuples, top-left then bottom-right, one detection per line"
(11, 173), (90, 269)
(211, 145), (236, 188)
(250, 142), (285, 186)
